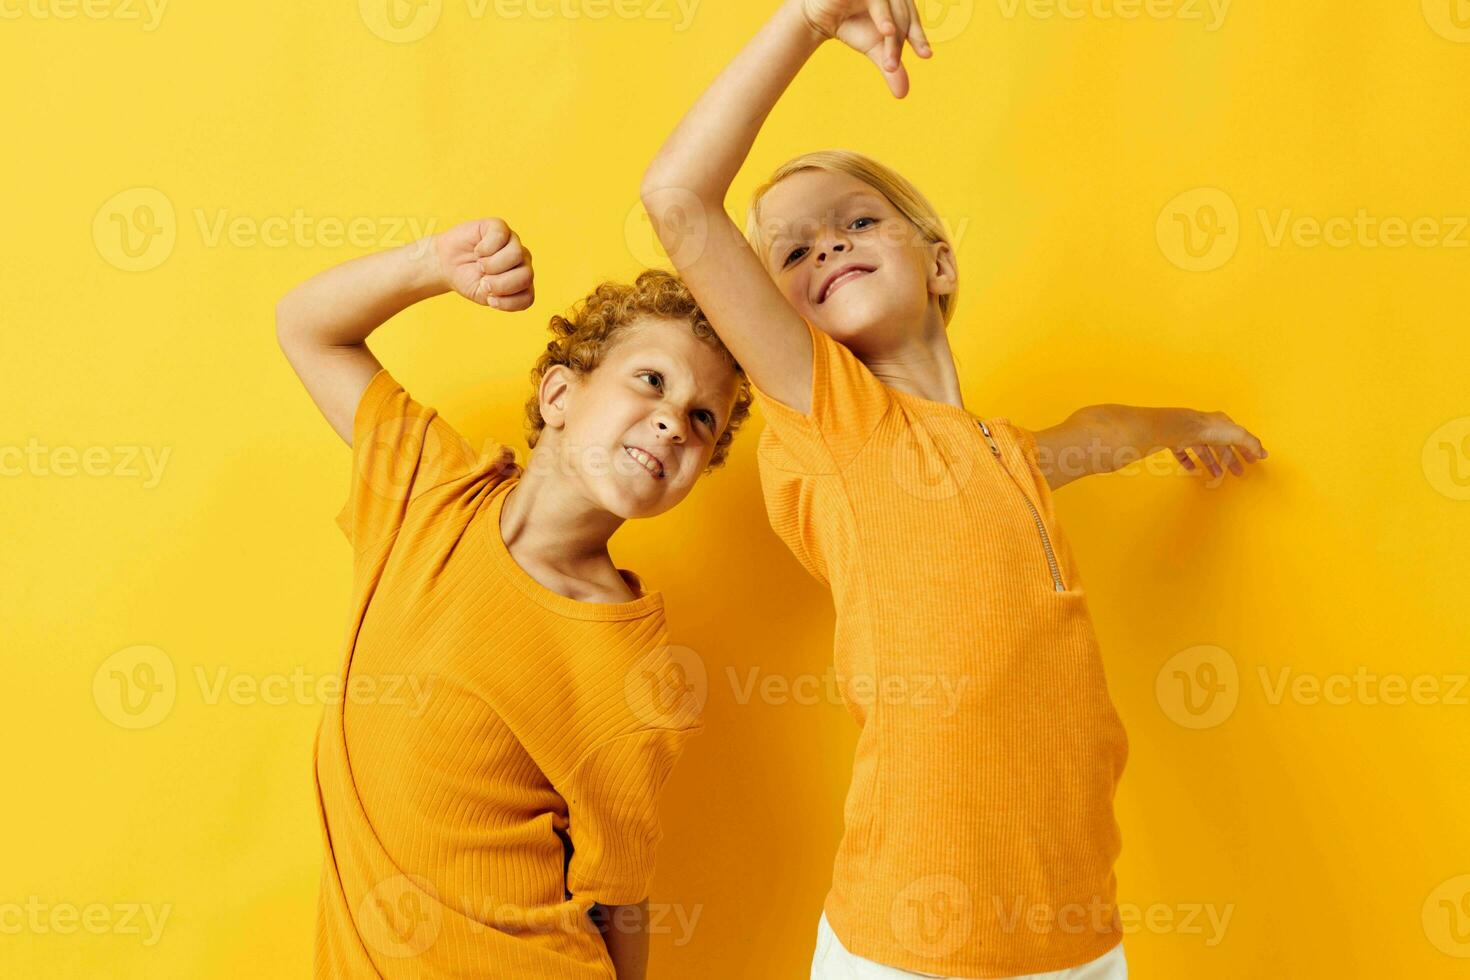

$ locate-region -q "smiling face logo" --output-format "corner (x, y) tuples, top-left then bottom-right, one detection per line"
(917, 0), (975, 44)
(890, 874), (973, 959)
(359, 874), (442, 958)
(1424, 0), (1470, 41)
(626, 189), (710, 269)
(1424, 875), (1470, 957)
(1424, 417), (1470, 500)
(1157, 188), (1240, 272)
(360, 0), (442, 43)
(1156, 644), (1239, 729)
(93, 188), (176, 272)
(625, 645), (707, 728)
(93, 645), (176, 729)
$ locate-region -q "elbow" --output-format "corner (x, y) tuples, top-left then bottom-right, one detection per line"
(274, 295), (304, 351)
(638, 168), (673, 208)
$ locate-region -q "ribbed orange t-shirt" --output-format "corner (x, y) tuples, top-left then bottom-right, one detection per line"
(313, 368), (703, 979)
(754, 320), (1130, 977)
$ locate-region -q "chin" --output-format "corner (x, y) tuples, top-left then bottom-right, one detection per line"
(809, 301), (897, 346)
(594, 477), (679, 521)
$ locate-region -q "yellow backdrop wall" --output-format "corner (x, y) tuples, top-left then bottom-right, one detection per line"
(3, 0), (1468, 976)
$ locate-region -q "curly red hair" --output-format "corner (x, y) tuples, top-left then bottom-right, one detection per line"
(525, 269), (752, 469)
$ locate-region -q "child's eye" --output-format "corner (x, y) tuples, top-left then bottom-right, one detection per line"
(783, 245), (809, 267)
(638, 371), (664, 390)
(851, 217), (877, 229)
(694, 409), (716, 428)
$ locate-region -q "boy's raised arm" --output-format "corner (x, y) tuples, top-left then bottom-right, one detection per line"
(639, 0), (929, 415)
(275, 219), (533, 445)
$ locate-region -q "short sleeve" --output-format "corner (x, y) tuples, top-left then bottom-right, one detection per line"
(561, 727), (698, 906)
(750, 318), (894, 472)
(336, 367), (480, 552)
(994, 419), (1052, 503)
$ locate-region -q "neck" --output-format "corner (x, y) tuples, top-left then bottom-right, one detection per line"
(857, 308), (966, 410)
(499, 443), (629, 597)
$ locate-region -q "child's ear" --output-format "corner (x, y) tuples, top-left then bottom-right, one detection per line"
(928, 240), (958, 297)
(538, 365), (575, 432)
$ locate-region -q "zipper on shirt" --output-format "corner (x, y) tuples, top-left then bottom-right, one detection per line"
(976, 419), (1066, 593)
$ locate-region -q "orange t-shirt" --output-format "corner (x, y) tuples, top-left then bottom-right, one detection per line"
(313, 368), (702, 979)
(754, 320), (1130, 977)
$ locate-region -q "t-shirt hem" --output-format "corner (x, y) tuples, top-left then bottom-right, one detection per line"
(824, 898), (1124, 979)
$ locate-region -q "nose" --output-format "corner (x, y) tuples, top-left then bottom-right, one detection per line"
(653, 412), (687, 445)
(817, 239), (852, 262)
(814, 233), (849, 264)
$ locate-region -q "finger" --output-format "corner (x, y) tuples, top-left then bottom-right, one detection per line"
(866, 45), (910, 97)
(1241, 428), (1267, 459)
(1191, 445), (1222, 478)
(1218, 445), (1244, 476)
(484, 265), (533, 298)
(480, 236), (526, 275)
(1173, 448), (1196, 471)
(488, 288), (534, 312)
(868, 0), (896, 37)
(473, 220), (513, 257)
(906, 0), (933, 56)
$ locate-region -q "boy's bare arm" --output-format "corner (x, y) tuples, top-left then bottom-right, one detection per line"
(1032, 405), (1269, 491)
(592, 900), (650, 980)
(275, 219), (533, 446)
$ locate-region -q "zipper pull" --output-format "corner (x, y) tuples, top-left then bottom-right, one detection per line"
(976, 419), (1001, 456)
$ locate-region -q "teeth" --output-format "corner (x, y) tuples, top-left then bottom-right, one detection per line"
(624, 446), (663, 478)
(824, 269), (868, 301)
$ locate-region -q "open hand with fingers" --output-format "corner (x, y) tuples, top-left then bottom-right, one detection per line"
(434, 218), (535, 311)
(1168, 409), (1269, 478)
(798, 0), (934, 97)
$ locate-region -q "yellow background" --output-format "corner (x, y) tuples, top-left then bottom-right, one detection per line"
(3, 0), (1468, 976)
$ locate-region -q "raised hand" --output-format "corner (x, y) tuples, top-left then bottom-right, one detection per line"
(799, 0), (933, 98)
(434, 218), (535, 311)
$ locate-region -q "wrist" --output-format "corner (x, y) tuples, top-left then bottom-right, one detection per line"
(403, 234), (453, 300)
(782, 0), (828, 50)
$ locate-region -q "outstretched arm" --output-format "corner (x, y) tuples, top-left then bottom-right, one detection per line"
(1033, 405), (1269, 491)
(275, 218), (534, 445)
(639, 0), (930, 414)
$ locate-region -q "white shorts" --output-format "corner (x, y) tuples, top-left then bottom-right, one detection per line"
(810, 912), (1128, 980)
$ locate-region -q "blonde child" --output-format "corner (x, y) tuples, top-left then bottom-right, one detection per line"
(640, 2), (1267, 977)
(276, 218), (750, 978)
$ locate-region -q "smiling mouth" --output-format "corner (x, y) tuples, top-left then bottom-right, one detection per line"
(818, 267), (875, 304)
(623, 445), (665, 480)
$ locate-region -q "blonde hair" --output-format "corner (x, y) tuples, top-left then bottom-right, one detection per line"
(525, 268), (753, 470)
(745, 149), (958, 326)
